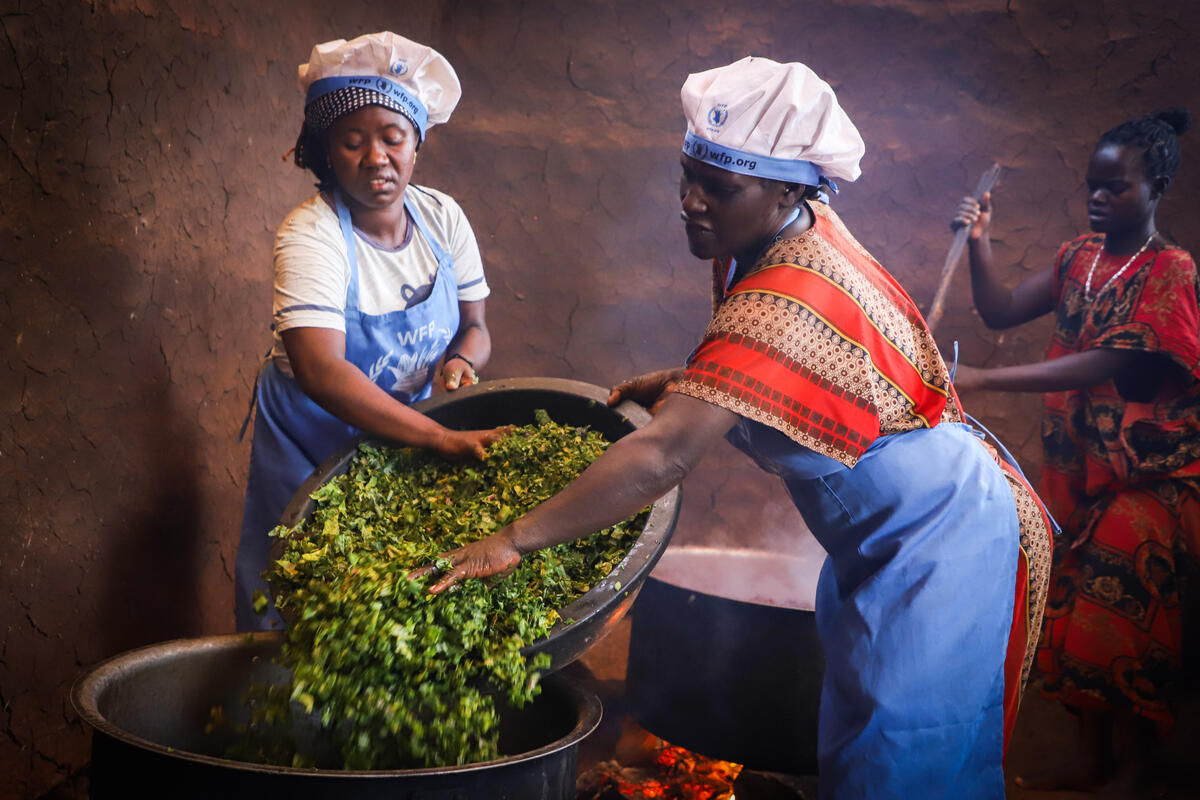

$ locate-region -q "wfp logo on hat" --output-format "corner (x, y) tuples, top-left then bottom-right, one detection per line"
(390, 59), (410, 77)
(706, 104), (729, 128)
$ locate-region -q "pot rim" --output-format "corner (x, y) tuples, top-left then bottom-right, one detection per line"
(648, 545), (821, 611)
(70, 631), (603, 778)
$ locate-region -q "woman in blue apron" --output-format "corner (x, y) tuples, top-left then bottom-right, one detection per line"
(236, 32), (508, 631)
(415, 58), (1055, 798)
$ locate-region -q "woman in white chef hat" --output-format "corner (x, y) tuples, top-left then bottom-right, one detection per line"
(417, 57), (1055, 798)
(236, 32), (508, 631)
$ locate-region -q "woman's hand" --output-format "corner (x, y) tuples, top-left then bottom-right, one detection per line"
(408, 529), (523, 594)
(608, 368), (685, 415)
(434, 426), (512, 460)
(951, 191), (992, 240)
(441, 355), (478, 391)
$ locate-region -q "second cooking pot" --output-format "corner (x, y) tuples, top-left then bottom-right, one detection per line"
(626, 545), (826, 775)
(72, 632), (601, 799)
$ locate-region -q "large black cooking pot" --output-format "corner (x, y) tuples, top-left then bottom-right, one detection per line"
(626, 546), (826, 775)
(278, 377), (682, 671)
(71, 632), (601, 799)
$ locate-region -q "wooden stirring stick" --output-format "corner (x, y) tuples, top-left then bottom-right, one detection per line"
(925, 162), (1002, 332)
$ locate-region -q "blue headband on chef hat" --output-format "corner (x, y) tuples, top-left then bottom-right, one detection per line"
(304, 76), (430, 141)
(680, 57), (865, 196)
(682, 132), (840, 196)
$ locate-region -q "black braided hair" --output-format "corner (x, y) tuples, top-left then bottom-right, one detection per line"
(293, 122), (337, 192)
(1097, 108), (1192, 190)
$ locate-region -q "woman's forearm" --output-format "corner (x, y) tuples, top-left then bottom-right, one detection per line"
(965, 239), (1057, 330)
(446, 300), (491, 370)
(446, 322), (490, 370)
(971, 348), (1142, 393)
(504, 429), (691, 553)
(505, 394), (738, 554)
(966, 236), (1013, 328)
(296, 355), (450, 448)
(415, 393), (738, 593)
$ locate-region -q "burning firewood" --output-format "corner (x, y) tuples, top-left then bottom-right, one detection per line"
(576, 727), (741, 800)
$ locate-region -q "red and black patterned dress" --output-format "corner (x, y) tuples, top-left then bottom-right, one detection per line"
(1038, 233), (1200, 724)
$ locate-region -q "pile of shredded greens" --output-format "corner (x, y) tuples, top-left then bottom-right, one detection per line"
(234, 410), (645, 770)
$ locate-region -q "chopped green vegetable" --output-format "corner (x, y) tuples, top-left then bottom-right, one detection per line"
(233, 413), (647, 770)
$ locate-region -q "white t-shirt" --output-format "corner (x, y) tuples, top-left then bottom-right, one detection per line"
(269, 184), (489, 375)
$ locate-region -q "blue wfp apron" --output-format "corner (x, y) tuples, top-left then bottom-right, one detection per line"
(725, 419), (1019, 799)
(235, 191), (459, 631)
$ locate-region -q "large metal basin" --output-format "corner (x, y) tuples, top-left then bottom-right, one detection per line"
(71, 632), (602, 798)
(279, 377), (682, 670)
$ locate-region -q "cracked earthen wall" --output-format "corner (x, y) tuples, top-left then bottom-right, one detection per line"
(3, 1), (1198, 796)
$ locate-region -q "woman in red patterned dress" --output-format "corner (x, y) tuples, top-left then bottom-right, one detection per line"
(953, 108), (1199, 797)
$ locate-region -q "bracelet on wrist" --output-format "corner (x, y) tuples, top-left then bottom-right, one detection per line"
(446, 353), (475, 371)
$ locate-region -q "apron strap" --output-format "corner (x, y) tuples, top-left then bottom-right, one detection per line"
(335, 188), (456, 309)
(238, 346), (275, 442)
(402, 191), (453, 270)
(964, 411), (1062, 536)
(335, 190), (454, 306)
(333, 190), (363, 311)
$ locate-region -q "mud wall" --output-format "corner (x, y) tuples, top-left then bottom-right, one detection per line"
(3, 1), (1198, 796)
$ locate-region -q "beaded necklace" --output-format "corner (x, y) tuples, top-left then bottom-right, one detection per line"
(1083, 233), (1155, 301)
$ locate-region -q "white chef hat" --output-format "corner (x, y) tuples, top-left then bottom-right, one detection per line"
(297, 32), (461, 142)
(680, 57), (865, 191)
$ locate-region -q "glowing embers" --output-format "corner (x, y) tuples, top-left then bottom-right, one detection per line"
(576, 727), (742, 800)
